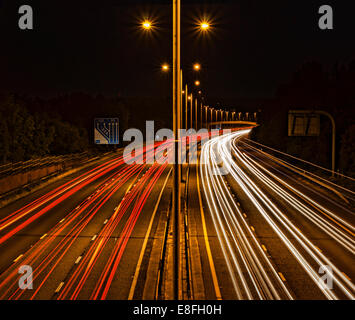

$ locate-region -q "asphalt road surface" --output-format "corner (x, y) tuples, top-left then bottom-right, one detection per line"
(0, 146), (172, 300)
(0, 130), (354, 300)
(194, 130), (354, 300)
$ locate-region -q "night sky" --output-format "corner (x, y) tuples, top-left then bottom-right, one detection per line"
(1, 0), (355, 105)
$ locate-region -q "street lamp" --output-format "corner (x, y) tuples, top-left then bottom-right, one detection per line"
(200, 22), (210, 31)
(193, 63), (201, 71)
(195, 80), (200, 86)
(142, 20), (152, 30)
(162, 63), (169, 71)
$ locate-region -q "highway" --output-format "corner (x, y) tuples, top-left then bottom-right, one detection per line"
(197, 130), (354, 300)
(0, 130), (354, 300)
(0, 145), (172, 300)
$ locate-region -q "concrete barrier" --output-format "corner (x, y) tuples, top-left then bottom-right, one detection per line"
(0, 163), (64, 195)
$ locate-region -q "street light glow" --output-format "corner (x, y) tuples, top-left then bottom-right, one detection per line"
(142, 20), (152, 30)
(195, 80), (200, 86)
(194, 63), (201, 71)
(200, 22), (210, 31)
(162, 64), (169, 71)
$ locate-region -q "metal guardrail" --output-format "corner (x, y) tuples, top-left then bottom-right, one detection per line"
(0, 152), (89, 178)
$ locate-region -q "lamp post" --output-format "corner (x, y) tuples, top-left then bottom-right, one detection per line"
(185, 84), (188, 130)
(172, 0), (181, 300)
(181, 70), (183, 134)
(142, 7), (212, 300)
(200, 102), (203, 129)
(195, 98), (198, 131)
(190, 94), (193, 131)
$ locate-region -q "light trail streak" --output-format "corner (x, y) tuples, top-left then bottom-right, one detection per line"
(0, 137), (174, 299)
(57, 163), (167, 300)
(240, 139), (355, 202)
(0, 141), (162, 299)
(200, 130), (293, 300)
(200, 130), (355, 300)
(0, 141), (160, 245)
(0, 157), (127, 244)
(0, 164), (144, 300)
(236, 147), (355, 248)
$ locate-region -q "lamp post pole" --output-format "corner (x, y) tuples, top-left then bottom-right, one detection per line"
(316, 110), (336, 177)
(190, 94), (193, 131)
(195, 98), (198, 131)
(185, 84), (188, 130)
(181, 70), (183, 133)
(200, 102), (203, 129)
(205, 106), (208, 127)
(172, 0), (181, 300)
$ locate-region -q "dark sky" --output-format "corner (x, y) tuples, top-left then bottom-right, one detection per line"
(1, 0), (355, 104)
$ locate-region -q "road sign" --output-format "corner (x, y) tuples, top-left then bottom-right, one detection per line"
(288, 111), (320, 136)
(94, 118), (119, 144)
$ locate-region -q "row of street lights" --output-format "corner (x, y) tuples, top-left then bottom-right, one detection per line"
(161, 62), (204, 131)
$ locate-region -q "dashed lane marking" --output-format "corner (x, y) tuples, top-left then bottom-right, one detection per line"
(55, 282), (65, 293)
(278, 272), (286, 282)
(13, 254), (23, 263)
(75, 256), (82, 264)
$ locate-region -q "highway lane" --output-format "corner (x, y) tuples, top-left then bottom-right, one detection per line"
(232, 136), (355, 299)
(187, 162), (234, 300)
(0, 152), (125, 271)
(198, 129), (354, 300)
(0, 145), (172, 300)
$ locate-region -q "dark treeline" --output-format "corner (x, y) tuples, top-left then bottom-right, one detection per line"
(251, 60), (355, 177)
(0, 93), (126, 164)
(0, 93), (89, 163)
(0, 92), (170, 164)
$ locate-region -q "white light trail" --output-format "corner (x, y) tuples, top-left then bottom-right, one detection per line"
(200, 130), (355, 300)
